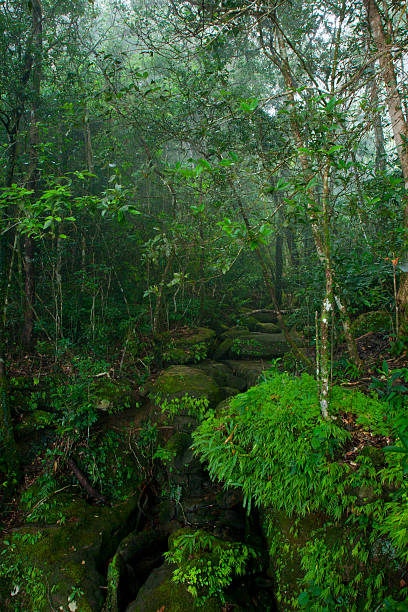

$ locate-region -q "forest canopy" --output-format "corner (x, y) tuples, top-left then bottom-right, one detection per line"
(0, 0), (408, 610)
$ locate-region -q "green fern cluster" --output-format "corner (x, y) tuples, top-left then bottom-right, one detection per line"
(192, 371), (408, 610)
(164, 529), (256, 606)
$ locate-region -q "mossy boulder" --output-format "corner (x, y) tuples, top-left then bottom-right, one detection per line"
(125, 563), (222, 612)
(91, 378), (133, 413)
(1, 494), (138, 612)
(103, 528), (169, 612)
(263, 508), (401, 611)
(224, 360), (271, 387)
(15, 409), (53, 436)
(195, 360), (246, 391)
(149, 365), (223, 407)
(214, 332), (290, 360)
(351, 310), (392, 338)
(245, 309), (278, 324)
(237, 315), (281, 334)
(158, 327), (216, 365)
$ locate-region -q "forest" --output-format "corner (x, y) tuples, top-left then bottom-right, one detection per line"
(0, 0), (408, 610)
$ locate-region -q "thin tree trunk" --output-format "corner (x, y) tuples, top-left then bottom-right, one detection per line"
(371, 76), (387, 172)
(276, 27), (362, 374)
(22, 0), (42, 350)
(84, 103), (94, 173)
(275, 208), (283, 307)
(152, 254), (173, 336)
(228, 178), (312, 369)
(0, 216), (18, 485)
(364, 0), (408, 331)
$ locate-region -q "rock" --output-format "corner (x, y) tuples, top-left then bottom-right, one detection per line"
(214, 332), (290, 360)
(125, 562), (221, 612)
(15, 409), (53, 436)
(224, 361), (271, 387)
(103, 528), (168, 612)
(351, 310), (392, 338)
(91, 378), (133, 413)
(220, 386), (240, 398)
(246, 309), (278, 324)
(158, 327), (216, 365)
(238, 315), (281, 334)
(220, 327), (250, 338)
(195, 360), (246, 391)
(257, 322), (281, 334)
(149, 365), (223, 408)
(5, 495), (138, 612)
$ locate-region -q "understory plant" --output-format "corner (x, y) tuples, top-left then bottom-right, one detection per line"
(164, 529), (257, 606)
(192, 370), (408, 610)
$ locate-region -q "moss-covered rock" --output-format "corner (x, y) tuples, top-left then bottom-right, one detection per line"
(125, 563), (222, 612)
(263, 508), (401, 611)
(195, 360), (246, 391)
(237, 315), (281, 334)
(158, 327), (216, 365)
(1, 494), (138, 612)
(15, 409), (53, 436)
(103, 527), (168, 612)
(214, 332), (290, 360)
(91, 379), (133, 413)
(245, 310), (278, 324)
(224, 360), (270, 387)
(351, 310), (392, 338)
(220, 327), (250, 339)
(149, 365), (223, 407)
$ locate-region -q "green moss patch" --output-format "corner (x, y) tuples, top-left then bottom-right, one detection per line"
(192, 371), (408, 610)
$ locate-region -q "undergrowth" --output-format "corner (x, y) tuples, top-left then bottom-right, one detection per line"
(192, 370), (408, 610)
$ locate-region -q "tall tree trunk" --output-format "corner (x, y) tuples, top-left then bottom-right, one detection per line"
(275, 27), (362, 378)
(275, 207), (283, 307)
(0, 209), (18, 487)
(228, 178), (312, 369)
(371, 77), (387, 173)
(84, 103), (94, 174)
(22, 0), (42, 350)
(364, 0), (408, 331)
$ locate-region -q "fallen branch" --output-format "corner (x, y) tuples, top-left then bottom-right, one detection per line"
(68, 457), (108, 505)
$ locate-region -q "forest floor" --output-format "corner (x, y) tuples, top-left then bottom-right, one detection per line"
(2, 331), (405, 535)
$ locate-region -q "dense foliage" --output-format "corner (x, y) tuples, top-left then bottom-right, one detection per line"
(193, 370), (408, 609)
(0, 0), (408, 609)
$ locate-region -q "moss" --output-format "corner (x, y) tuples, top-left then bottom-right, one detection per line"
(3, 494), (138, 611)
(91, 379), (132, 413)
(158, 328), (216, 365)
(195, 361), (245, 391)
(214, 332), (291, 360)
(126, 563), (222, 612)
(150, 366), (222, 407)
(351, 310), (392, 338)
(15, 409), (53, 436)
(166, 432), (191, 456)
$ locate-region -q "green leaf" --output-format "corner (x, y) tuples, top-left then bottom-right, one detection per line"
(298, 591), (310, 606)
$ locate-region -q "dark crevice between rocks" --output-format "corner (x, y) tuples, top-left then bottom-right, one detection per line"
(102, 434), (278, 611)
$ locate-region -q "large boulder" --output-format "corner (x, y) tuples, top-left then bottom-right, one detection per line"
(214, 332), (290, 360)
(125, 563), (221, 612)
(245, 309), (278, 324)
(224, 360), (271, 387)
(149, 365), (223, 408)
(0, 495), (138, 612)
(91, 378), (134, 413)
(195, 360), (246, 392)
(158, 327), (216, 365)
(237, 315), (281, 334)
(351, 310), (392, 338)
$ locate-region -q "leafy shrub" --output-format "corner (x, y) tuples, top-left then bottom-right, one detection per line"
(159, 393), (210, 421)
(192, 370), (407, 609)
(164, 529), (257, 606)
